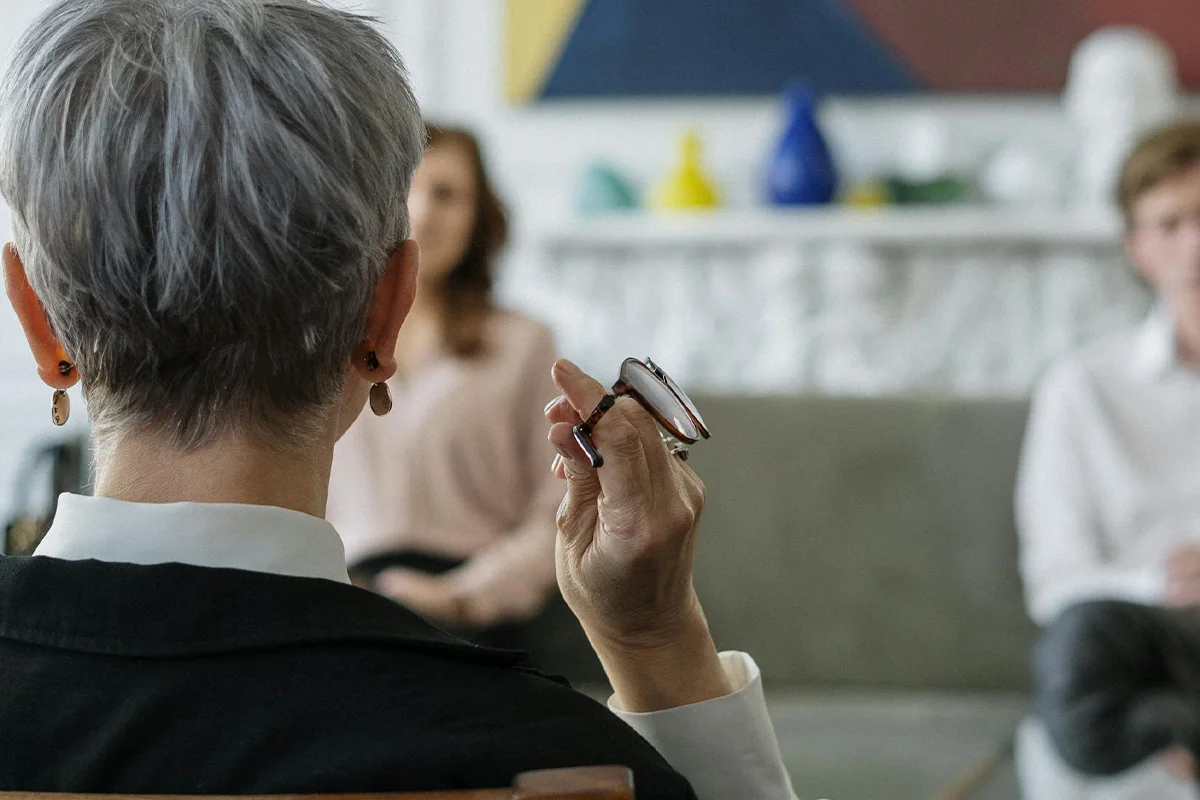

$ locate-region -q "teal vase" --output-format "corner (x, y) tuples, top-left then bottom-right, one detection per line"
(577, 162), (639, 216)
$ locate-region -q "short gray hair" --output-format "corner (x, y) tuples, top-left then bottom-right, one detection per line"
(0, 0), (424, 451)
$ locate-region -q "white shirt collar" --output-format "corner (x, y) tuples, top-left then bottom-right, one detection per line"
(1133, 304), (1177, 380)
(34, 493), (351, 585)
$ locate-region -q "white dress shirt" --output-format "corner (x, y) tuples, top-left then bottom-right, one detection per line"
(1017, 306), (1200, 625)
(35, 493), (799, 800)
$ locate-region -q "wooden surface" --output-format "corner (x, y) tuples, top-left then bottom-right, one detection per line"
(0, 793), (509, 800)
(0, 765), (635, 800)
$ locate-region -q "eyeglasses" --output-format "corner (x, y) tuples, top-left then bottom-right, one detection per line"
(572, 358), (710, 469)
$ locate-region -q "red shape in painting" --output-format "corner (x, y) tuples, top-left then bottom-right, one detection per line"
(1084, 0), (1200, 88)
(844, 0), (1200, 91)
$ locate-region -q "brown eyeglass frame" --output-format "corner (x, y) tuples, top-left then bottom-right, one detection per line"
(572, 357), (711, 469)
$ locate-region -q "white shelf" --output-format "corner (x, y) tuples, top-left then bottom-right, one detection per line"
(536, 207), (1124, 249)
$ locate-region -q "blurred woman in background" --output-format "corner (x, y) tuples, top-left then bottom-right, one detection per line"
(328, 125), (560, 645)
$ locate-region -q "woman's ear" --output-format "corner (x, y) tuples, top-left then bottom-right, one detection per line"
(350, 239), (419, 383)
(3, 243), (79, 390)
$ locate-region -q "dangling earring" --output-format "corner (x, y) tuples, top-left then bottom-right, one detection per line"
(51, 390), (70, 426)
(51, 361), (74, 427)
(365, 350), (392, 417)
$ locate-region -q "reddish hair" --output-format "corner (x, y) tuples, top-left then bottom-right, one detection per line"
(423, 124), (508, 357)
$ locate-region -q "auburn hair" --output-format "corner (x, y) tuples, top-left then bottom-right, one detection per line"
(423, 124), (508, 357)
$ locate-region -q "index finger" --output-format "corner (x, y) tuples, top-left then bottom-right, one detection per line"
(545, 395), (582, 426)
(551, 358), (663, 501)
(553, 359), (675, 449)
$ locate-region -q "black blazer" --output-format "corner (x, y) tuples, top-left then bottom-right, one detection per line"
(0, 556), (695, 797)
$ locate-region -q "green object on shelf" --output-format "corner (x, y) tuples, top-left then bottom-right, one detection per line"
(883, 175), (973, 205)
(577, 162), (639, 215)
(883, 176), (974, 206)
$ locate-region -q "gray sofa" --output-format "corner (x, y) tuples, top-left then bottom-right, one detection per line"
(528, 394), (1038, 692)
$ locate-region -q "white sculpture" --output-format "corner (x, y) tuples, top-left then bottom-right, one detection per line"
(1064, 27), (1180, 207)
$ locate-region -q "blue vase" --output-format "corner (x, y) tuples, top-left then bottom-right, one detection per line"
(766, 83), (837, 206)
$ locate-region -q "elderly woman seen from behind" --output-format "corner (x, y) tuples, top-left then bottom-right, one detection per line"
(0, 1), (795, 798)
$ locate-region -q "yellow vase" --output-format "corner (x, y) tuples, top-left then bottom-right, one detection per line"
(651, 131), (720, 211)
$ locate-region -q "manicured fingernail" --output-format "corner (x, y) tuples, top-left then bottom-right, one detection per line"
(552, 442), (571, 459)
(544, 396), (562, 414)
(555, 358), (580, 377)
(550, 454), (563, 474)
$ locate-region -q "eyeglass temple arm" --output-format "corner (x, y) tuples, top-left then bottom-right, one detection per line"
(573, 393), (628, 472)
(573, 425), (605, 469)
(572, 392), (618, 469)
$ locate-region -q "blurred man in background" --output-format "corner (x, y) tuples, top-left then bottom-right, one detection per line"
(1018, 120), (1200, 799)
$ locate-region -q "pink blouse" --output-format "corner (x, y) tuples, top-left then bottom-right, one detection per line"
(326, 310), (562, 620)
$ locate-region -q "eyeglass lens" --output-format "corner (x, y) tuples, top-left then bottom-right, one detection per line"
(646, 358), (709, 438)
(620, 360), (701, 442)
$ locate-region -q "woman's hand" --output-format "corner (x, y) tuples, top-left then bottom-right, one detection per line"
(544, 359), (731, 711)
(1160, 746), (1197, 782)
(372, 567), (466, 626)
(1165, 544), (1200, 607)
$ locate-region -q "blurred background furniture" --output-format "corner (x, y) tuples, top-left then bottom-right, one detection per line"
(527, 394), (1035, 799)
(512, 209), (1146, 398)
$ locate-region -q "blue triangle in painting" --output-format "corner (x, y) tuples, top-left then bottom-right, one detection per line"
(540, 0), (920, 98)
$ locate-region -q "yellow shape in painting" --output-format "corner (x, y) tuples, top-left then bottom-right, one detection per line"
(506, 0), (587, 104)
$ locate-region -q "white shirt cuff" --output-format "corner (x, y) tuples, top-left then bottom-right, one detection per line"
(607, 651), (799, 800)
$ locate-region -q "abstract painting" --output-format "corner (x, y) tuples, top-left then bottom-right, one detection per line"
(505, 0), (1200, 101)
